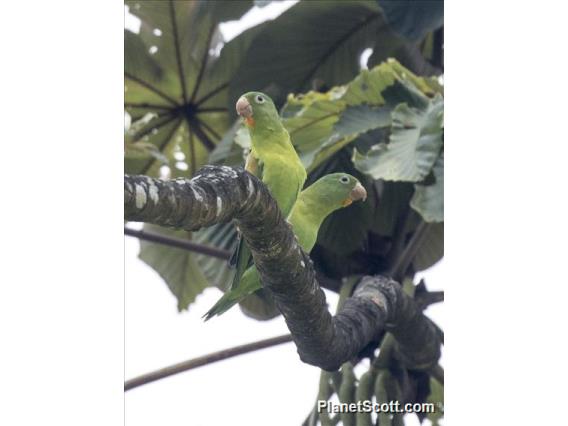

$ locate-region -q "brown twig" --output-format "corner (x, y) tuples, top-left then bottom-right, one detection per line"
(124, 227), (231, 260)
(125, 334), (293, 391)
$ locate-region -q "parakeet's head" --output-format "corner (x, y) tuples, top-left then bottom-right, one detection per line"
(235, 92), (280, 130)
(307, 173), (367, 209)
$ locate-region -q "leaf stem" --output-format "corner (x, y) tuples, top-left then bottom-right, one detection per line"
(125, 72), (179, 106)
(168, 0), (188, 102)
(389, 221), (430, 281)
(124, 227), (231, 260)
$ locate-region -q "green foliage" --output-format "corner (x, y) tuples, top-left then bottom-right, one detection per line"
(410, 151), (444, 223)
(377, 0), (444, 43)
(413, 222), (444, 271)
(125, 0), (443, 178)
(277, 61), (443, 278)
(138, 222), (239, 312)
(352, 96), (443, 182)
(125, 0), (443, 314)
(138, 224), (210, 311)
(124, 0), (255, 177)
(229, 0), (382, 105)
(126, 5), (444, 424)
(280, 59), (442, 173)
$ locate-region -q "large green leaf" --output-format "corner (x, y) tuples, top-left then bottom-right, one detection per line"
(125, 0), (445, 317)
(281, 90), (347, 169)
(413, 222), (444, 271)
(145, 220), (285, 320)
(377, 0), (443, 43)
(352, 94), (443, 181)
(371, 180), (415, 237)
(278, 60), (441, 171)
(230, 0), (442, 106)
(204, 60), (444, 283)
(124, 0), (255, 177)
(137, 222), (240, 312)
(411, 151), (444, 222)
(124, 112), (170, 166)
(192, 222), (237, 292)
(138, 224), (211, 312)
(229, 0), (443, 104)
(208, 119), (247, 167)
(368, 1), (443, 76)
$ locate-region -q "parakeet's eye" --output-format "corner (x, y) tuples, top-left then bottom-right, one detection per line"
(340, 176), (350, 184)
(255, 95), (265, 104)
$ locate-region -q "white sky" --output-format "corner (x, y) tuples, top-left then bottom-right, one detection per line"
(125, 3), (444, 425)
(126, 235), (444, 426)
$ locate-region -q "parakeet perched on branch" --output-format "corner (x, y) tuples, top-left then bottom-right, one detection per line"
(204, 173), (367, 320)
(230, 92), (307, 290)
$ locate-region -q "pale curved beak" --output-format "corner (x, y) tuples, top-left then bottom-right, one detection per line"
(349, 182), (367, 202)
(236, 96), (253, 118)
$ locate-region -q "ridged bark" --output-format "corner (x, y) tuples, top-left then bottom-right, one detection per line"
(125, 166), (441, 371)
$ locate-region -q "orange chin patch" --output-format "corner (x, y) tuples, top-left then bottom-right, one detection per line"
(341, 198), (353, 207)
(245, 117), (255, 127)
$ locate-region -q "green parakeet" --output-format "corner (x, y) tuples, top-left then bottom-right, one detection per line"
(230, 92), (307, 290)
(204, 173), (367, 320)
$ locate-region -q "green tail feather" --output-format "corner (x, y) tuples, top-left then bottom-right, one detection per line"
(228, 233), (240, 267)
(230, 237), (252, 290)
(202, 290), (242, 321)
(203, 265), (261, 321)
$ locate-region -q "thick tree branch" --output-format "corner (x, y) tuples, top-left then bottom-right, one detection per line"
(358, 276), (442, 370)
(124, 222), (343, 293)
(125, 166), (441, 371)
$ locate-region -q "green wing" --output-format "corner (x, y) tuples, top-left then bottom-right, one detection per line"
(228, 152), (262, 290)
(204, 173), (364, 320)
(220, 92), (308, 315)
(204, 191), (318, 320)
(230, 132), (306, 289)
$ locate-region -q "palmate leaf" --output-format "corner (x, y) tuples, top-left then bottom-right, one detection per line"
(369, 0), (444, 76)
(411, 151), (444, 222)
(137, 222), (239, 312)
(377, 0), (443, 43)
(124, 0), (255, 177)
(206, 60), (443, 285)
(138, 221), (284, 318)
(289, 63), (443, 278)
(138, 224), (211, 312)
(215, 58), (435, 262)
(229, 0), (441, 107)
(229, 0), (381, 105)
(279, 59), (442, 172)
(192, 222), (237, 292)
(371, 180), (415, 237)
(352, 94), (443, 182)
(208, 119), (247, 167)
(125, 1), (445, 316)
(413, 222), (444, 271)
(281, 90), (347, 170)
